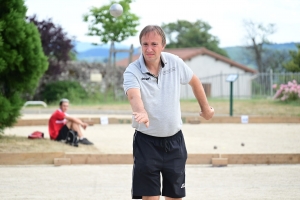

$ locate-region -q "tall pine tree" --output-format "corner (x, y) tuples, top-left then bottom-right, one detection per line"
(0, 0), (48, 132)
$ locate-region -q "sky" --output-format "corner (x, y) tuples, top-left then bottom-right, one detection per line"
(25, 0), (300, 48)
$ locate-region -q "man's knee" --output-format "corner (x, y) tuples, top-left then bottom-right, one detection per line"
(142, 196), (160, 200)
(70, 122), (81, 131)
(65, 121), (72, 129)
(66, 121), (79, 130)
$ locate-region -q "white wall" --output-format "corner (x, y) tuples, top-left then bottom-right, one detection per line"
(181, 55), (255, 99)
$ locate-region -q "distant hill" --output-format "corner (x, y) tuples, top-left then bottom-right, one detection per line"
(74, 41), (140, 62)
(73, 41), (132, 52)
(224, 42), (298, 69)
(74, 41), (299, 67)
(264, 42), (298, 51)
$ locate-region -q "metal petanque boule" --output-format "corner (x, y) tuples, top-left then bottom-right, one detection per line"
(109, 3), (123, 17)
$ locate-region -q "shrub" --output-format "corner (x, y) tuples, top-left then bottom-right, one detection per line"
(273, 80), (300, 101)
(0, 0), (48, 132)
(42, 81), (87, 104)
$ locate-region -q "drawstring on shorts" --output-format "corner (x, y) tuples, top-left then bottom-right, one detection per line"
(160, 139), (171, 152)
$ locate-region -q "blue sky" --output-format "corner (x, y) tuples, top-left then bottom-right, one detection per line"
(25, 0), (300, 48)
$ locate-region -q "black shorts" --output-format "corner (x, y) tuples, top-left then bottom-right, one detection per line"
(55, 125), (69, 141)
(132, 130), (187, 199)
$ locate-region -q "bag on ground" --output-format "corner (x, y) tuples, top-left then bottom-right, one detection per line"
(28, 131), (44, 139)
(65, 130), (79, 147)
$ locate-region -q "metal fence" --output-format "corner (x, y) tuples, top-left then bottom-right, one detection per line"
(199, 72), (300, 99)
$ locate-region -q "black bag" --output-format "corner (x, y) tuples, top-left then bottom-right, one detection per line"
(65, 130), (79, 147)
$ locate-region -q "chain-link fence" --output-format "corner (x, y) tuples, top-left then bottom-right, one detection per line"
(198, 72), (300, 99)
(252, 72), (300, 98)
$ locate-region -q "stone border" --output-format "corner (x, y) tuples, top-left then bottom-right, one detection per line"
(1, 152), (299, 166)
(0, 152), (64, 165)
(221, 153), (300, 164)
(15, 116), (300, 126)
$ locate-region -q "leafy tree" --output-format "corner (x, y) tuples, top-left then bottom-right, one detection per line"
(263, 49), (290, 73)
(83, 0), (139, 44)
(42, 80), (87, 104)
(83, 0), (139, 100)
(243, 20), (277, 73)
(161, 20), (228, 57)
(0, 0), (48, 132)
(26, 15), (76, 99)
(283, 44), (300, 72)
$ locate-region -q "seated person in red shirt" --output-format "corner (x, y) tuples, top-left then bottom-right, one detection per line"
(48, 98), (93, 145)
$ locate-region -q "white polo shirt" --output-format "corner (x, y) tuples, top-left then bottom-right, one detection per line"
(123, 52), (193, 137)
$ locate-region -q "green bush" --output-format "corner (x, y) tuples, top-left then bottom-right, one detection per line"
(0, 0), (48, 132)
(42, 81), (87, 104)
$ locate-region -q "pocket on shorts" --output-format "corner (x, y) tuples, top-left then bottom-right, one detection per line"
(171, 137), (187, 160)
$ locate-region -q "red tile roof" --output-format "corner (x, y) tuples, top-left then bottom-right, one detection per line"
(116, 47), (257, 74)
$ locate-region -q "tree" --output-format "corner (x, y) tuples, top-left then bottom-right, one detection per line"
(26, 15), (76, 99)
(243, 20), (277, 73)
(161, 20), (228, 57)
(83, 0), (139, 100)
(0, 0), (48, 132)
(263, 49), (290, 73)
(283, 44), (300, 72)
(83, 0), (139, 44)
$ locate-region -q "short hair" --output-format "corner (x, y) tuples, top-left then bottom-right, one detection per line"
(59, 98), (69, 106)
(139, 25), (166, 46)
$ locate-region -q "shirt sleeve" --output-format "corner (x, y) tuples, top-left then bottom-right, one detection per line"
(123, 69), (140, 95)
(178, 58), (194, 85)
(54, 110), (66, 120)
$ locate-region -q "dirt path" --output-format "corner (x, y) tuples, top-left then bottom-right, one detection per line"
(0, 164), (299, 200)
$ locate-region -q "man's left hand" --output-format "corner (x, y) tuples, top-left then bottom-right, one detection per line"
(200, 107), (214, 120)
(81, 122), (88, 130)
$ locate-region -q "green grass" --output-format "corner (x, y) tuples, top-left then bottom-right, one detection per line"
(180, 98), (300, 117)
(25, 97), (300, 117)
(0, 135), (100, 153)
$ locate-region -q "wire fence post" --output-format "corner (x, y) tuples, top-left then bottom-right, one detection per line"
(270, 69), (273, 97)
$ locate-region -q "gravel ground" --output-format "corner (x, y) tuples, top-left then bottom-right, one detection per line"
(0, 164), (299, 200)
(5, 123), (300, 154)
(3, 117), (300, 199)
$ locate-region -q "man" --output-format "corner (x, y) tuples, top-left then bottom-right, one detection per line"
(123, 25), (214, 200)
(48, 98), (93, 145)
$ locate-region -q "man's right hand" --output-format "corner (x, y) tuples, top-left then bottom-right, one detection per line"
(132, 111), (149, 128)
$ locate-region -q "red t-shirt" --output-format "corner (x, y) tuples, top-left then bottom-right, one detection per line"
(48, 109), (67, 140)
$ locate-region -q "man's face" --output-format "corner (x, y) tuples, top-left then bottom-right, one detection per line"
(60, 102), (69, 113)
(141, 31), (165, 64)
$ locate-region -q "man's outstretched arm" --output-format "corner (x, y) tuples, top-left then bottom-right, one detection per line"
(189, 74), (214, 120)
(127, 88), (149, 127)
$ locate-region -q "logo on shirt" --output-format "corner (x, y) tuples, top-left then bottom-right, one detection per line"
(181, 183), (185, 188)
(141, 77), (150, 80)
(163, 67), (176, 75)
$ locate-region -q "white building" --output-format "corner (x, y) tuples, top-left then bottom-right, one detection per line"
(117, 47), (257, 99)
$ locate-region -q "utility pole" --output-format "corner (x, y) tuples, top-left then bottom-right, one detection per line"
(108, 42), (134, 100)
